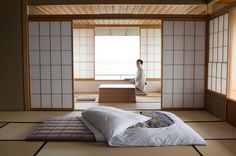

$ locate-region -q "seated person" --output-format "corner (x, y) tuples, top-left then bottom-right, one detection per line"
(126, 59), (147, 95)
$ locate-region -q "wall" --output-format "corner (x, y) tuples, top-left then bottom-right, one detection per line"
(74, 80), (160, 93)
(0, 1), (24, 110)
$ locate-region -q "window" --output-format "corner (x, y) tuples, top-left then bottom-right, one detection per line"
(95, 36), (139, 80)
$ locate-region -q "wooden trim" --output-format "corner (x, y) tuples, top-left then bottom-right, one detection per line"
(73, 78), (161, 81)
(162, 108), (205, 111)
(73, 25), (163, 29)
(28, 14), (208, 21)
(30, 108), (74, 111)
(208, 2), (236, 19)
(23, 0), (31, 111)
(71, 20), (75, 110)
(161, 20), (164, 109)
(206, 89), (227, 98)
(28, 0), (207, 5)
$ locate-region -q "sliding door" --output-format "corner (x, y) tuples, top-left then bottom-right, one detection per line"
(162, 20), (206, 109)
(29, 21), (73, 110)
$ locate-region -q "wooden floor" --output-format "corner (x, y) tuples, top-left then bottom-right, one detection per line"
(0, 110), (236, 156)
(74, 92), (161, 110)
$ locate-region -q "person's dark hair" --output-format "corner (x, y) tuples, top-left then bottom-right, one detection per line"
(136, 59), (143, 64)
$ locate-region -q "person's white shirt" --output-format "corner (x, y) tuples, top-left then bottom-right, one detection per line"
(134, 68), (146, 92)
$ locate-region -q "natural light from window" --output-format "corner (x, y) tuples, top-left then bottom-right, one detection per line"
(95, 36), (140, 80)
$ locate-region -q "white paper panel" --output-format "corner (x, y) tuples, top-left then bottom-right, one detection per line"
(173, 80), (183, 93)
(194, 94), (204, 108)
(163, 21), (173, 35)
(41, 95), (51, 108)
(195, 21), (206, 36)
(195, 51), (205, 65)
(163, 36), (173, 50)
(41, 80), (51, 94)
(163, 51), (173, 65)
(185, 36), (195, 50)
(195, 80), (204, 93)
(62, 51), (72, 65)
(40, 51), (50, 65)
(52, 95), (62, 108)
(184, 94), (194, 108)
(184, 65), (194, 79)
(30, 80), (41, 94)
(195, 65), (205, 79)
(63, 94), (73, 108)
(51, 66), (61, 79)
(51, 37), (61, 50)
(174, 65), (183, 79)
(184, 51), (194, 65)
(61, 36), (72, 50)
(163, 65), (173, 79)
(31, 94), (41, 108)
(162, 94), (172, 108)
(51, 52), (61, 66)
(174, 21), (184, 35)
(174, 51), (183, 64)
(29, 37), (39, 50)
(30, 51), (40, 65)
(40, 22), (50, 36)
(50, 22), (60, 36)
(40, 36), (50, 50)
(174, 36), (184, 50)
(185, 21), (194, 35)
(61, 21), (71, 36)
(30, 66), (40, 80)
(184, 80), (194, 93)
(163, 80), (173, 94)
(173, 94), (183, 108)
(62, 80), (72, 94)
(52, 80), (61, 94)
(62, 66), (72, 79)
(40, 66), (51, 79)
(29, 22), (39, 36)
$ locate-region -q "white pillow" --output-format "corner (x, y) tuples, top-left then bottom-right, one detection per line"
(81, 106), (151, 142)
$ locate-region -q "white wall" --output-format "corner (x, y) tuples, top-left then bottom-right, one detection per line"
(74, 80), (161, 93)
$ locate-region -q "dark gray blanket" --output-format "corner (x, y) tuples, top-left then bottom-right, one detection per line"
(26, 117), (95, 141)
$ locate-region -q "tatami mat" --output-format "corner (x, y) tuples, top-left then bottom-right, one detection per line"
(0, 122), (6, 128)
(136, 96), (161, 103)
(0, 123), (39, 140)
(37, 142), (200, 156)
(188, 122), (236, 139)
(0, 111), (80, 122)
(75, 102), (161, 110)
(171, 111), (221, 122)
(0, 141), (43, 156)
(196, 140), (236, 156)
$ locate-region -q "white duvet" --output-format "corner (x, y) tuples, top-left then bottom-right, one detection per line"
(81, 106), (207, 146)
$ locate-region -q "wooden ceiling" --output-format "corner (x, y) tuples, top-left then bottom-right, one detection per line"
(73, 19), (162, 28)
(29, 5), (208, 15)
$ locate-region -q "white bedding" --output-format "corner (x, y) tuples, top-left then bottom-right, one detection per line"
(81, 107), (207, 146)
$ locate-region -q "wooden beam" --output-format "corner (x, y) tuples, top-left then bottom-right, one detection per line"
(28, 14), (207, 21)
(28, 0), (207, 5)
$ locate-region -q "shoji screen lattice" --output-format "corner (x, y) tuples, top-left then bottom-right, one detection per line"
(162, 21), (206, 108)
(140, 29), (161, 78)
(208, 13), (228, 95)
(73, 29), (95, 79)
(29, 21), (73, 109)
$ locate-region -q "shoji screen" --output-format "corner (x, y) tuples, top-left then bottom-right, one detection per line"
(208, 13), (228, 95)
(29, 21), (73, 109)
(73, 29), (95, 79)
(140, 29), (161, 78)
(162, 21), (206, 108)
